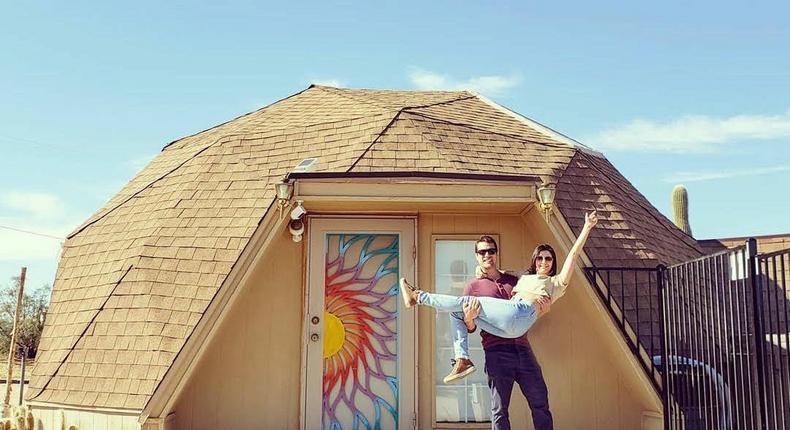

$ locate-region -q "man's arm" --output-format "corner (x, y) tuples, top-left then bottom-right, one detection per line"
(462, 283), (480, 332)
(535, 295), (551, 316)
(463, 299), (480, 332)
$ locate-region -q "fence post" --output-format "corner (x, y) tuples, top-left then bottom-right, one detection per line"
(747, 238), (768, 429)
(657, 264), (670, 430)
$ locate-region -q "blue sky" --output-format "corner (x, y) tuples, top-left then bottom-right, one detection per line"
(2, 1), (789, 290)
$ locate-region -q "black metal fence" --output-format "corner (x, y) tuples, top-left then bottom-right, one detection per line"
(584, 266), (664, 390)
(585, 239), (790, 429)
(756, 248), (790, 429)
(662, 243), (758, 429)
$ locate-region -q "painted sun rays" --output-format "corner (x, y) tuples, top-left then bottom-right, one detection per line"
(322, 233), (400, 430)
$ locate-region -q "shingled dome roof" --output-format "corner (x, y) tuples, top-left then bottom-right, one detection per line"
(29, 85), (703, 410)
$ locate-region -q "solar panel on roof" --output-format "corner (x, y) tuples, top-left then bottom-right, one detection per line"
(294, 158), (318, 172)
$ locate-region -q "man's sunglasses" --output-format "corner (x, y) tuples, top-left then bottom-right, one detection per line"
(476, 248), (498, 256)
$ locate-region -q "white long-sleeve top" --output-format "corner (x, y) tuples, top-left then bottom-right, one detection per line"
(511, 274), (569, 305)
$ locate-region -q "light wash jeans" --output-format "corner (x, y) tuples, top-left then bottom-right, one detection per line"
(417, 292), (538, 359)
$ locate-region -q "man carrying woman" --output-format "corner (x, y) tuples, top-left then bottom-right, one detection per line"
(400, 211), (598, 429)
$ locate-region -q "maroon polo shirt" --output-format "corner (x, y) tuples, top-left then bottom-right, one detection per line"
(463, 272), (530, 349)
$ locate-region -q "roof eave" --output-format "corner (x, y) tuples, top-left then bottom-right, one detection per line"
(25, 399), (142, 415)
(287, 171), (542, 183)
(289, 172), (542, 206)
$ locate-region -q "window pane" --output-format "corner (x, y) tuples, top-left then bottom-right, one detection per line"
(434, 240), (492, 422)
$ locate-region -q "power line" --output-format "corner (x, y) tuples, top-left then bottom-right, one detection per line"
(0, 225), (64, 240)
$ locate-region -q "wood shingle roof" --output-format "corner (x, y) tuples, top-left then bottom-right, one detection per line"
(29, 85), (703, 410)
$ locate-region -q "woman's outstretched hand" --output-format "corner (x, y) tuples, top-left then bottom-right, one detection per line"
(556, 210), (598, 287)
(584, 210), (598, 230)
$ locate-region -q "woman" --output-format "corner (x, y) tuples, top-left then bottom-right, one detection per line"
(400, 211), (598, 383)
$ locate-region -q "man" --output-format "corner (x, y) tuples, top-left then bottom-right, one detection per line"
(459, 235), (553, 430)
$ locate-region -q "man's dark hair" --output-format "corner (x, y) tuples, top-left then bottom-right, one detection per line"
(475, 235), (498, 251)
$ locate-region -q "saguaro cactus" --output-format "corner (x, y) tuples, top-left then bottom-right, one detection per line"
(672, 184), (692, 236)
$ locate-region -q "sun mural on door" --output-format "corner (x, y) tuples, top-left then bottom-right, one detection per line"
(323, 234), (400, 430)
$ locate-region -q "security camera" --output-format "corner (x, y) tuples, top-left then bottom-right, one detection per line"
(289, 218), (305, 242)
(290, 200), (307, 220)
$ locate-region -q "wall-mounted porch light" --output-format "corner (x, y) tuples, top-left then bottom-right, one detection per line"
(275, 179), (293, 219)
(537, 181), (557, 222)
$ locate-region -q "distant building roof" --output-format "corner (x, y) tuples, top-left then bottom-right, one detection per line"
(698, 232), (790, 255)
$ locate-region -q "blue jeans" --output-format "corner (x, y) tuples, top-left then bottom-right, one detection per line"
(417, 292), (537, 359)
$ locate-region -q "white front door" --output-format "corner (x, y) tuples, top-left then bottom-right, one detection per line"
(303, 218), (417, 430)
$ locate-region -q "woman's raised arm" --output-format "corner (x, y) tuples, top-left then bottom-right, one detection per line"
(556, 211), (598, 286)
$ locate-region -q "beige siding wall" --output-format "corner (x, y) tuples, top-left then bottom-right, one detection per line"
(417, 210), (661, 429)
(29, 405), (139, 430)
(171, 209), (660, 429)
(171, 229), (304, 430)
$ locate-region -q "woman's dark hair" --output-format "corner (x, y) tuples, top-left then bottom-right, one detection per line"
(475, 235), (498, 251)
(527, 244), (557, 276)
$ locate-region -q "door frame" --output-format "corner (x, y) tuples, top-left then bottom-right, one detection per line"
(300, 215), (418, 430)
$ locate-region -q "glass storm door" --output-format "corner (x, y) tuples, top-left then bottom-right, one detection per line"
(304, 218), (416, 430)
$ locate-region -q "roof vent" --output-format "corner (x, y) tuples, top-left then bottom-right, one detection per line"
(293, 158), (318, 173)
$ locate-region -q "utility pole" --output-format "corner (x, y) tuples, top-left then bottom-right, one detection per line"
(3, 267), (26, 415)
(18, 346), (27, 407)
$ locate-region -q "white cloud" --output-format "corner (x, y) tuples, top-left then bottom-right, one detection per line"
(311, 79), (345, 88)
(0, 224), (66, 261)
(0, 191), (79, 261)
(0, 191), (63, 219)
(408, 69), (520, 97)
(663, 165), (790, 183)
(0, 209), (75, 287)
(587, 110), (790, 153)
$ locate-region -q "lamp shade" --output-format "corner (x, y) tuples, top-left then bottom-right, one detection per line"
(275, 181), (293, 201)
(537, 183), (557, 206)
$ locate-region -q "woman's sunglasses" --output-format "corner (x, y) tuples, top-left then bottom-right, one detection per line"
(535, 256), (554, 262)
(476, 248), (498, 256)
